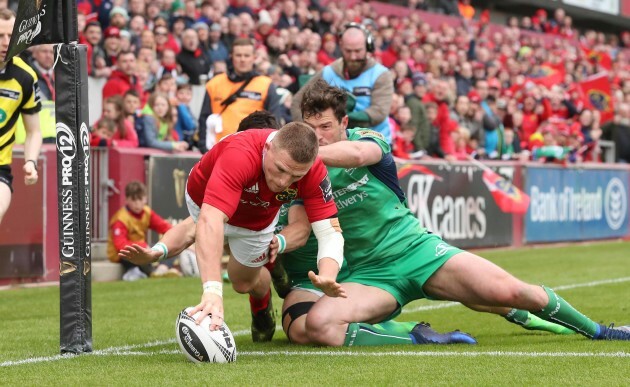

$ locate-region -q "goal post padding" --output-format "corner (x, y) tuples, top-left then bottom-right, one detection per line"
(55, 43), (92, 354)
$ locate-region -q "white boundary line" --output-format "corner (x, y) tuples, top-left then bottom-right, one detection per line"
(2, 276), (629, 368)
(401, 276), (630, 314)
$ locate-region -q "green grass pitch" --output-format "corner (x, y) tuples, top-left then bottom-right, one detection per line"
(1, 241), (628, 385)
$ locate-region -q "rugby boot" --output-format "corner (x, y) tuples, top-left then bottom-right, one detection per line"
(266, 259), (291, 299)
(410, 322), (477, 344)
(251, 294), (276, 342)
(594, 324), (630, 340)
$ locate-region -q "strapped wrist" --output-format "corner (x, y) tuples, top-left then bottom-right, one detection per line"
(151, 242), (168, 261)
(202, 281), (223, 298)
(276, 234), (286, 254)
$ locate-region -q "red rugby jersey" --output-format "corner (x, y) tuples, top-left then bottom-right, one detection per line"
(186, 129), (337, 231)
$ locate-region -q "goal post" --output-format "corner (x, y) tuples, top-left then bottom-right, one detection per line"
(55, 43), (92, 354)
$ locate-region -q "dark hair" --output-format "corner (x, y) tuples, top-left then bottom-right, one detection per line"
(124, 89), (140, 99)
(237, 110), (279, 132)
(125, 180), (147, 200)
(84, 21), (101, 33)
(177, 83), (192, 92)
(300, 78), (347, 123)
(273, 122), (318, 164)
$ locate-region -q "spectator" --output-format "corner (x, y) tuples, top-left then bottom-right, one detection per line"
(81, 21), (111, 78)
(392, 124), (419, 159)
(102, 26), (122, 67)
(175, 84), (197, 147)
(107, 181), (182, 281)
(207, 22), (229, 63)
(109, 6), (129, 30)
(28, 44), (55, 101)
(177, 28), (212, 85)
(197, 38), (282, 153)
(277, 0), (302, 30)
(139, 92), (189, 152)
(292, 23), (394, 143)
(103, 50), (140, 98)
(97, 96), (139, 148)
(601, 103), (630, 163)
(123, 90), (142, 124)
(90, 117), (117, 147)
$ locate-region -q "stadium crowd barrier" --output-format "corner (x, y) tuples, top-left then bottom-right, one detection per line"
(0, 147), (628, 286)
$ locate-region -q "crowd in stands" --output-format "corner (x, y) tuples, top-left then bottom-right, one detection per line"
(18, 0), (630, 164)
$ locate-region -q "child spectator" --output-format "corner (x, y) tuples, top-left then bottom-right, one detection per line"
(90, 117), (117, 147)
(98, 96), (139, 148)
(107, 181), (182, 281)
(392, 124), (419, 159)
(175, 84), (197, 147)
(139, 92), (189, 152)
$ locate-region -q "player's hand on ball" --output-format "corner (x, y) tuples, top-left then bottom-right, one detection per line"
(189, 292), (224, 331)
(118, 244), (161, 265)
(308, 271), (347, 298)
(23, 161), (38, 185)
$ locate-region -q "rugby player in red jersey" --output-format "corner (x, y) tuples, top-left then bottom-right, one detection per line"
(183, 122), (345, 341)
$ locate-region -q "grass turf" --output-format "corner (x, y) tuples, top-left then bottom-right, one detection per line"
(0, 241), (628, 385)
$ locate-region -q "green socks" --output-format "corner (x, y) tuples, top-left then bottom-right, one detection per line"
(533, 286), (600, 338)
(344, 321), (417, 347)
(504, 309), (575, 335)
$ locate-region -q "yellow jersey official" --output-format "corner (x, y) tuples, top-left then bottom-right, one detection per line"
(0, 9), (42, 225)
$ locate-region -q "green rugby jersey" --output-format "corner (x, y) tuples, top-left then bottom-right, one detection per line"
(327, 128), (427, 269)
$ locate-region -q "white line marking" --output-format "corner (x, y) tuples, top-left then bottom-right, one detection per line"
(402, 276), (630, 314)
(20, 349), (630, 360)
(2, 277), (629, 367)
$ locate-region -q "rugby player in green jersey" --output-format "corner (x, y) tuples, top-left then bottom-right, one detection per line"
(275, 79), (627, 346)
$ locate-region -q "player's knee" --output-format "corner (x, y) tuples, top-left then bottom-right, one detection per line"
(493, 282), (533, 307)
(282, 301), (315, 345)
(304, 307), (337, 346)
(230, 279), (255, 294)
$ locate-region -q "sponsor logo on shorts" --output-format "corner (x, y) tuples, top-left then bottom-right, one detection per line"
(435, 243), (453, 257)
(251, 252), (268, 264)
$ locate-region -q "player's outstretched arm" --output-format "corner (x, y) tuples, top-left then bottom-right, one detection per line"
(310, 217), (346, 298)
(118, 216), (197, 264)
(318, 140), (382, 168)
(188, 204), (227, 331)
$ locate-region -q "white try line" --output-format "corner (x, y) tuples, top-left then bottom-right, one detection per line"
(401, 276), (630, 314)
(2, 276), (629, 368)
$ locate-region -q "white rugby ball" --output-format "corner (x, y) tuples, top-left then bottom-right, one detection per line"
(175, 307), (237, 363)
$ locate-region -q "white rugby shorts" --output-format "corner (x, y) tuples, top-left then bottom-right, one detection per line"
(185, 190), (278, 267)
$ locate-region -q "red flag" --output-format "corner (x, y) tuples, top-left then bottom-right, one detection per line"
(580, 46), (613, 70)
(482, 169), (530, 214)
(579, 73), (615, 124)
(528, 62), (565, 89)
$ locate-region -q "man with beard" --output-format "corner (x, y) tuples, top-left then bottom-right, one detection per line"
(291, 22), (394, 144)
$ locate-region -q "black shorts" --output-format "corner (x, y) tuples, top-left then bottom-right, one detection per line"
(0, 165), (13, 193)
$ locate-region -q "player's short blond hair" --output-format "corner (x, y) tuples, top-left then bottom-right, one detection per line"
(273, 122), (318, 164)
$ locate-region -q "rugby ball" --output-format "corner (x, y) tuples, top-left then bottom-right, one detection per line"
(178, 249), (200, 277)
(175, 307), (237, 363)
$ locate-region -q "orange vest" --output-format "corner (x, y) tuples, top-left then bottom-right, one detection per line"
(206, 73), (271, 142)
(107, 206), (152, 262)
